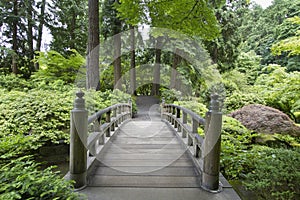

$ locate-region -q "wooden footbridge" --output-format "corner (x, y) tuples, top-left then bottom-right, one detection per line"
(65, 91), (240, 200)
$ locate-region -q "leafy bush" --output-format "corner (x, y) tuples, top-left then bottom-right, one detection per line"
(220, 116), (257, 179)
(173, 100), (208, 117)
(0, 89), (73, 146)
(224, 91), (265, 113)
(33, 50), (85, 83)
(0, 156), (82, 200)
(161, 89), (183, 104)
(0, 74), (33, 91)
(244, 146), (300, 200)
(254, 65), (300, 121)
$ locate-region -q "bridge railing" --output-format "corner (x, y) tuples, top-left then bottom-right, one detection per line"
(68, 90), (132, 189)
(162, 94), (222, 193)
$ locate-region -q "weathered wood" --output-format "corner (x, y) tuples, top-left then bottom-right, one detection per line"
(70, 90), (88, 189)
(202, 94), (223, 192)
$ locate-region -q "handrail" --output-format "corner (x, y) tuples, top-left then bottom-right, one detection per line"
(163, 104), (205, 125)
(161, 94), (223, 193)
(87, 103), (130, 124)
(68, 90), (132, 189)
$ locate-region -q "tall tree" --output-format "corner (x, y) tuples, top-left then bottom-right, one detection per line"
(240, 0), (300, 71)
(170, 48), (182, 89)
(130, 25), (137, 95)
(35, 0), (46, 70)
(101, 0), (125, 90)
(0, 0), (48, 76)
(204, 0), (250, 72)
(11, 0), (19, 74)
(87, 0), (100, 90)
(48, 0), (88, 56)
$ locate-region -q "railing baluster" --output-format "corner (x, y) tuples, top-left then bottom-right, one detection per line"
(106, 111), (111, 137)
(182, 112), (187, 138)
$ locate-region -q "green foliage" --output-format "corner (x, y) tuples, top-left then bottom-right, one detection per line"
(204, 0), (250, 71)
(160, 89), (182, 104)
(224, 92), (265, 113)
(272, 16), (300, 56)
(47, 0), (88, 55)
(33, 50), (85, 83)
(244, 146), (300, 200)
(0, 88), (74, 146)
(220, 116), (257, 179)
(174, 100), (208, 117)
(234, 51), (261, 85)
(116, 0), (221, 40)
(0, 74), (33, 91)
(240, 0), (300, 71)
(254, 65), (300, 120)
(0, 156), (82, 200)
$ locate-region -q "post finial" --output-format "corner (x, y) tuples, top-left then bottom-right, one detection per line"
(74, 90), (85, 109)
(209, 93), (220, 112)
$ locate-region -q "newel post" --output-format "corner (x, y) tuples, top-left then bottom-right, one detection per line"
(202, 94), (223, 192)
(70, 90), (88, 189)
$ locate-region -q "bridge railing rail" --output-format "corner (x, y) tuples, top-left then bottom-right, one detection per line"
(68, 90), (131, 189)
(162, 94), (223, 193)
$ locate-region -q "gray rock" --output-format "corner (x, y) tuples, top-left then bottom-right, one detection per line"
(229, 104), (300, 136)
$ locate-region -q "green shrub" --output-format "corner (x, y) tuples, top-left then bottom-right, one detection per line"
(0, 156), (83, 200)
(173, 100), (208, 117)
(33, 49), (85, 83)
(220, 116), (257, 179)
(0, 74), (33, 91)
(244, 146), (300, 200)
(224, 91), (265, 113)
(254, 65), (300, 121)
(160, 89), (182, 103)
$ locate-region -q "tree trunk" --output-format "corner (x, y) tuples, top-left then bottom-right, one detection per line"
(170, 48), (182, 90)
(151, 37), (162, 96)
(35, 0), (46, 70)
(130, 26), (137, 96)
(70, 10), (76, 50)
(27, 0), (35, 73)
(11, 0), (18, 74)
(87, 0), (100, 90)
(112, 0), (122, 90)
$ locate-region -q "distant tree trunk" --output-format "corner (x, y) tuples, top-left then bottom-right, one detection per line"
(70, 10), (76, 50)
(130, 26), (137, 96)
(170, 48), (182, 90)
(35, 0), (46, 70)
(87, 0), (100, 90)
(27, 0), (35, 73)
(113, 2), (122, 90)
(11, 0), (18, 74)
(151, 37), (162, 96)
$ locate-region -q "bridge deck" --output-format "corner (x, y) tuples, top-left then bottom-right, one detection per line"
(79, 96), (240, 200)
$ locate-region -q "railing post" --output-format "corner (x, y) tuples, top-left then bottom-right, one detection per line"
(70, 90), (88, 189)
(182, 112), (187, 138)
(111, 107), (116, 131)
(172, 106), (176, 125)
(175, 107), (180, 129)
(106, 111), (111, 137)
(202, 94), (223, 192)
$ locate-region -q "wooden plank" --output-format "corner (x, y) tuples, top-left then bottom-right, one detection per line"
(89, 175), (201, 188)
(96, 159), (194, 167)
(103, 143), (183, 149)
(92, 166), (198, 176)
(97, 153), (190, 160)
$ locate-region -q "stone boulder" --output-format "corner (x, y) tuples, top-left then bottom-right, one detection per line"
(228, 104), (300, 137)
